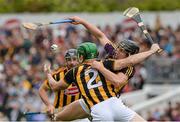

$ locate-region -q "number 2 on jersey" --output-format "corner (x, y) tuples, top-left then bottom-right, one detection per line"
(85, 69), (102, 89)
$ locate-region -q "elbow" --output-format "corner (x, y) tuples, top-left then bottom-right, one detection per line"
(49, 82), (58, 91)
(113, 80), (126, 88)
(112, 77), (127, 88)
(113, 82), (120, 88)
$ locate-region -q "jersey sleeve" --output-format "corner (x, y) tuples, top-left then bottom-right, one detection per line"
(103, 59), (116, 72)
(103, 59), (135, 78)
(64, 68), (75, 84)
(120, 66), (135, 79)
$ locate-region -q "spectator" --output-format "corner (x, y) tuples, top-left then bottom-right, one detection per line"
(130, 64), (147, 90)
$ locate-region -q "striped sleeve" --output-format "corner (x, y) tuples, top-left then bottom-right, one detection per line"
(120, 66), (135, 79)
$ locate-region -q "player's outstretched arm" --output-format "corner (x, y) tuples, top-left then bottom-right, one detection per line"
(44, 64), (69, 90)
(92, 61), (128, 88)
(113, 44), (160, 70)
(39, 83), (55, 115)
(69, 16), (111, 46)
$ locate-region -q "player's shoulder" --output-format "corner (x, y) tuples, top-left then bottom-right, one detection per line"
(70, 63), (91, 74)
(52, 66), (67, 74)
(65, 65), (80, 76)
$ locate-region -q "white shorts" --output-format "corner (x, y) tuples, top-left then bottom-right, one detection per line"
(78, 99), (91, 115)
(91, 97), (135, 121)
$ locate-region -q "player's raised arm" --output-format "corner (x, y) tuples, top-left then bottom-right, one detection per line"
(113, 43), (160, 70)
(69, 16), (111, 46)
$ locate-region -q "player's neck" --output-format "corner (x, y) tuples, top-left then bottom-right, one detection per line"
(84, 59), (96, 64)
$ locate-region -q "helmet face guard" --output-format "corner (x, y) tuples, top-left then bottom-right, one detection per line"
(117, 39), (139, 55)
(64, 49), (78, 68)
(65, 49), (78, 61)
(77, 42), (98, 62)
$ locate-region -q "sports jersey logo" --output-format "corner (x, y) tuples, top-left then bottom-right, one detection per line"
(64, 85), (79, 96)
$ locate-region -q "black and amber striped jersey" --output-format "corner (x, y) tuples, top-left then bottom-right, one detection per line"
(99, 59), (135, 95)
(63, 59), (121, 108)
(42, 67), (81, 109)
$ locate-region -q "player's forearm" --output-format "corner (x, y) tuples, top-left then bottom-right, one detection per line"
(114, 50), (155, 70)
(38, 87), (51, 106)
(97, 66), (122, 88)
(47, 73), (61, 91)
(81, 21), (110, 46)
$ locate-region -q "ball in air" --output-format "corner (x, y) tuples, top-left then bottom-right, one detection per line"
(51, 44), (59, 52)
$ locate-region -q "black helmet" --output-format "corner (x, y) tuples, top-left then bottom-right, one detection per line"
(65, 49), (77, 59)
(117, 39), (139, 55)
